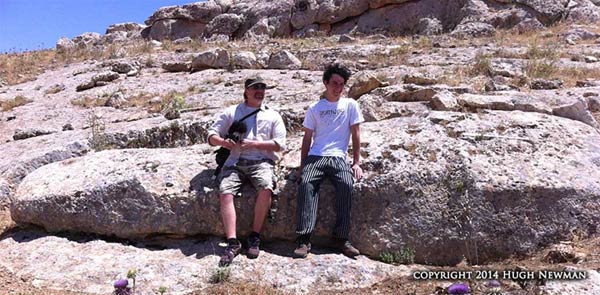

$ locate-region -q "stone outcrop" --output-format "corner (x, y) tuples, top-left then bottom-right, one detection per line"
(10, 110), (600, 265)
(133, 0), (600, 41)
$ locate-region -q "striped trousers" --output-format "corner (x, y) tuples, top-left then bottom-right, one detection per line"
(296, 155), (354, 239)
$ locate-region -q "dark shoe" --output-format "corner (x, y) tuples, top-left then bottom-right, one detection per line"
(336, 239), (360, 258)
(293, 242), (311, 258)
(247, 232), (260, 259)
(219, 239), (242, 266)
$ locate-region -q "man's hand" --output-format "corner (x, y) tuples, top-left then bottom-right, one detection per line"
(352, 163), (363, 180)
(240, 139), (257, 150)
(221, 138), (236, 150)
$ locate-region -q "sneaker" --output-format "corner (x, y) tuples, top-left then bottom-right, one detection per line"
(293, 235), (312, 258)
(335, 239), (360, 258)
(293, 242), (311, 258)
(247, 232), (260, 259)
(219, 239), (242, 267)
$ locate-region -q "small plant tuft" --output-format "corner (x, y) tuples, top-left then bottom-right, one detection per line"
(210, 266), (231, 284)
(378, 246), (416, 264)
(1, 95), (32, 111)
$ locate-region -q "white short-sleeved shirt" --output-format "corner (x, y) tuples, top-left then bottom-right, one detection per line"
(207, 103), (287, 166)
(303, 97), (364, 158)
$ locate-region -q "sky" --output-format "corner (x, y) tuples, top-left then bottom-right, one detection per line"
(0, 0), (200, 53)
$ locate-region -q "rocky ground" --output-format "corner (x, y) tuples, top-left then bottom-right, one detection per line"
(2, 8), (600, 294)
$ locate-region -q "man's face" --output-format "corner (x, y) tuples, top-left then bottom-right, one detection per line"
(245, 83), (266, 105)
(324, 74), (346, 99)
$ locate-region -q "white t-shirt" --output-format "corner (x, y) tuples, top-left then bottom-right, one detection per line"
(303, 97), (364, 158)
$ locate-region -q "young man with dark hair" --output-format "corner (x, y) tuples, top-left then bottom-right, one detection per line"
(207, 76), (287, 266)
(294, 63), (365, 258)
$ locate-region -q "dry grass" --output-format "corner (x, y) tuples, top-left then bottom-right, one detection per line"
(70, 95), (106, 108)
(558, 66), (600, 87)
(0, 40), (163, 87)
(1, 95), (33, 111)
(199, 282), (289, 295)
(0, 50), (56, 85)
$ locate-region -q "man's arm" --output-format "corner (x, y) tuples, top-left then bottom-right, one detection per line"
(240, 139), (280, 151)
(299, 127), (313, 171)
(240, 113), (287, 152)
(208, 134), (236, 150)
(350, 123), (363, 180)
(295, 127), (313, 183)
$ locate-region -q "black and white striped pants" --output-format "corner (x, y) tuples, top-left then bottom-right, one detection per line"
(296, 155), (354, 239)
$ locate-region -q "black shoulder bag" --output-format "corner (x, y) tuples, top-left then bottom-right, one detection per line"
(214, 108), (261, 176)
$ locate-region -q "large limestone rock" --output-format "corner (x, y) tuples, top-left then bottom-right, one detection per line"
(267, 50), (302, 70)
(11, 110), (600, 265)
(191, 48), (231, 71)
(145, 1), (223, 25)
(205, 13), (245, 37)
(137, 0), (600, 40)
(72, 32), (101, 49)
(56, 37), (75, 53)
(105, 22), (146, 35)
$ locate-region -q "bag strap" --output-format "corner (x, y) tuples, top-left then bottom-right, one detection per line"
(238, 108), (261, 122)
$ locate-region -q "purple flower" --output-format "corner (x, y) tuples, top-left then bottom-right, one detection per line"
(113, 279), (129, 289)
(487, 280), (501, 288)
(448, 282), (470, 294)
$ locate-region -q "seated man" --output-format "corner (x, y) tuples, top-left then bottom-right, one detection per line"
(294, 63), (364, 258)
(207, 77), (287, 266)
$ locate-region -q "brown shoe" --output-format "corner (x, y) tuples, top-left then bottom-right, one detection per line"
(336, 239), (360, 258)
(293, 242), (311, 258)
(247, 232), (260, 259)
(219, 239), (242, 266)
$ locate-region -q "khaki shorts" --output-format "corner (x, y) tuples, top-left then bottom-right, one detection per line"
(218, 159), (277, 196)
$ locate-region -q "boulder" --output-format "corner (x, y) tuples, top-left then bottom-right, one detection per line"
(530, 79), (563, 90)
(105, 22), (146, 35)
(191, 48), (230, 71)
(111, 61), (141, 75)
(205, 13), (245, 37)
(515, 18), (545, 34)
(11, 111), (600, 265)
(552, 97), (600, 128)
(72, 32), (101, 49)
(101, 31), (128, 44)
(458, 92), (553, 114)
(267, 50), (302, 70)
(92, 71), (120, 84)
(147, 19), (207, 40)
(348, 72), (384, 99)
(161, 61), (192, 72)
(13, 129), (56, 141)
(493, 0), (568, 23)
(451, 22), (496, 38)
(145, 1), (223, 25)
(430, 90), (459, 111)
(232, 51), (261, 69)
(56, 37), (75, 53)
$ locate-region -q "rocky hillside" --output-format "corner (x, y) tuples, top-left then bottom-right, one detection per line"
(1, 0), (600, 294)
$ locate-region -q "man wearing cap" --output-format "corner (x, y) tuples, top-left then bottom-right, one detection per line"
(207, 76), (287, 266)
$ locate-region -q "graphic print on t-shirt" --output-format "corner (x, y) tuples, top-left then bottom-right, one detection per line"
(319, 108), (345, 124)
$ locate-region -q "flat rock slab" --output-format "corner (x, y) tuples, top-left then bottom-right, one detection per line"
(0, 230), (406, 294)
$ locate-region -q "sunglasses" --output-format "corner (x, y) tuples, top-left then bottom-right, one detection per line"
(249, 84), (266, 90)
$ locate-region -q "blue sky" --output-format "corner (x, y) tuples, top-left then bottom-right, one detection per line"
(0, 0), (199, 53)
